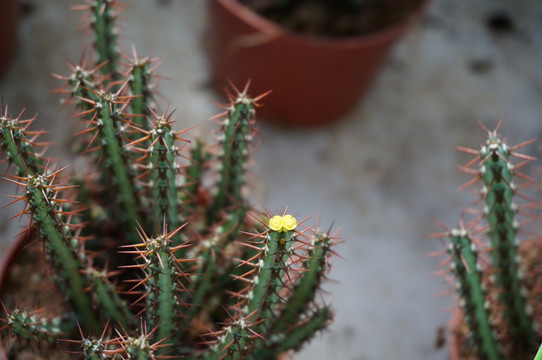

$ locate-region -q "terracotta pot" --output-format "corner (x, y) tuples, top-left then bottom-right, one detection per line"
(207, 0), (430, 127)
(0, 0), (18, 79)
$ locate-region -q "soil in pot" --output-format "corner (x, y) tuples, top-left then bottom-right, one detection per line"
(450, 239), (542, 360)
(238, 0), (425, 38)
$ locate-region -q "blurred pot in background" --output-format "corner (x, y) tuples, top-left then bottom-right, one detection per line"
(207, 0), (429, 127)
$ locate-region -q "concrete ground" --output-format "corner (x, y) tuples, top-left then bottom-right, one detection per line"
(1, 0), (542, 359)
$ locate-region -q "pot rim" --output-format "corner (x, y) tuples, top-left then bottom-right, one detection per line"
(215, 0), (431, 48)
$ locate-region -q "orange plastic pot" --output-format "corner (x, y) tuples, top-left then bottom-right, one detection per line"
(207, 0), (429, 127)
(0, 0), (18, 79)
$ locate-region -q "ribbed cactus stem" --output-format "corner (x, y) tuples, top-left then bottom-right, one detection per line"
(86, 90), (142, 237)
(208, 93), (255, 223)
(4, 310), (75, 344)
(204, 316), (256, 360)
(21, 172), (100, 333)
(273, 306), (333, 355)
(126, 51), (157, 132)
(480, 131), (535, 351)
(449, 228), (502, 360)
(138, 109), (188, 247)
(85, 268), (134, 330)
(129, 224), (192, 354)
(266, 231), (333, 336)
(0, 109), (44, 176)
(91, 0), (120, 79)
(246, 228), (294, 316)
(182, 138), (208, 215)
(180, 214), (246, 332)
(252, 231), (334, 358)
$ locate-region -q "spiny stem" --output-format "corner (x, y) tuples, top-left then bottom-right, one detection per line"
(272, 306), (333, 355)
(124, 49), (159, 132)
(449, 228), (502, 360)
(134, 109), (189, 247)
(88, 90), (143, 239)
(264, 231), (333, 338)
(23, 172), (100, 333)
(91, 0), (120, 80)
(4, 310), (75, 344)
(130, 224), (194, 354)
(480, 130), (535, 352)
(207, 93), (255, 224)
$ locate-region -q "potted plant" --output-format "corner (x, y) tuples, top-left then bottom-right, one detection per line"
(0, 0), (18, 79)
(432, 121), (542, 359)
(207, 0), (430, 127)
(0, 1), (338, 358)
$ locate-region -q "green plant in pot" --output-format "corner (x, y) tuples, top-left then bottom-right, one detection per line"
(207, 0), (429, 127)
(0, 1), (337, 358)
(433, 121), (542, 359)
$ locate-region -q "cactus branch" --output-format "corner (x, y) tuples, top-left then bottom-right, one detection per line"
(448, 228), (503, 360)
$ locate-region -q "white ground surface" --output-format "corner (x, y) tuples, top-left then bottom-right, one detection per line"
(1, 1), (542, 359)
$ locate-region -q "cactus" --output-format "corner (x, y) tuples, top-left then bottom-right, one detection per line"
(0, 2), (337, 359)
(435, 120), (541, 359)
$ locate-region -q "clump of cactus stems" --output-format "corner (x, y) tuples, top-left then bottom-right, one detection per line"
(432, 120), (542, 359)
(0, 1), (336, 358)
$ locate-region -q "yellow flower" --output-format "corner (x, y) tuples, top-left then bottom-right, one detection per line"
(268, 215), (284, 232)
(282, 214), (297, 232)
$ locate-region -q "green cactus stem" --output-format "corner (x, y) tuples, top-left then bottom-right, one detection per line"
(2, 310), (75, 344)
(128, 107), (190, 246)
(207, 87), (261, 225)
(74, 0), (120, 80)
(126, 223), (195, 354)
(10, 171), (101, 333)
(182, 138), (210, 216)
(123, 47), (159, 132)
(78, 88), (143, 237)
(254, 230), (334, 356)
(205, 215), (302, 359)
(449, 228), (502, 360)
(203, 311), (262, 360)
(272, 306), (333, 355)
(478, 127), (535, 352)
(84, 267), (134, 330)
